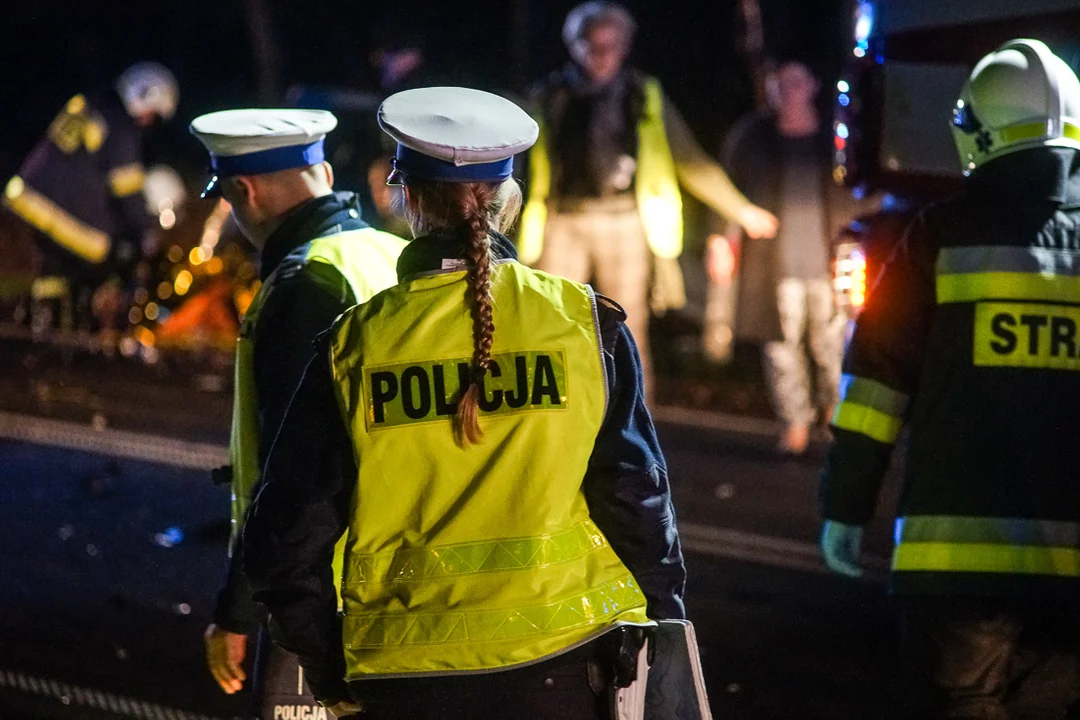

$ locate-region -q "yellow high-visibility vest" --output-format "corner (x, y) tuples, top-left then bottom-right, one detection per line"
(329, 260), (651, 678)
(518, 76), (683, 264)
(229, 227), (406, 589)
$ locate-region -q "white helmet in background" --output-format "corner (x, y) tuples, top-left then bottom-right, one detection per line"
(952, 39), (1080, 176)
(116, 62), (179, 121)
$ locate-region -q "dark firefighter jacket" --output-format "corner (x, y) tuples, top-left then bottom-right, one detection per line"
(212, 192), (374, 633)
(4, 92), (153, 267)
(242, 232), (687, 703)
(821, 147), (1080, 599)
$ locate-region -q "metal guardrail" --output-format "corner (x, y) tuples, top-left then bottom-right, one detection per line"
(0, 668), (235, 720)
(0, 410), (227, 470)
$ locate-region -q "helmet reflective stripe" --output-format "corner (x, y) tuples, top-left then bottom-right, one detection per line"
(116, 62), (179, 121)
(952, 39), (1080, 176)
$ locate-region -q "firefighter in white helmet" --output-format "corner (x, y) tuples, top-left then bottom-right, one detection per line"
(3, 62), (178, 340)
(820, 39), (1080, 718)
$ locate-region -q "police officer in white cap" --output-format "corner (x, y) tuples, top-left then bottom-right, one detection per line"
(190, 108), (405, 718)
(243, 87), (687, 719)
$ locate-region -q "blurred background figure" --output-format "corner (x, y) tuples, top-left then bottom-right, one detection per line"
(287, 30), (441, 240)
(716, 59), (867, 454)
(519, 1), (778, 402)
(2, 62), (178, 349)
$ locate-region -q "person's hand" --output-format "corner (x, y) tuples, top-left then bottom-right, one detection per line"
(705, 234), (737, 285)
(325, 700), (365, 718)
(820, 521), (864, 578)
(737, 204), (779, 239)
(204, 624), (248, 694)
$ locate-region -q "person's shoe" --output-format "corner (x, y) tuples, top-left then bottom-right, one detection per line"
(777, 423), (810, 455)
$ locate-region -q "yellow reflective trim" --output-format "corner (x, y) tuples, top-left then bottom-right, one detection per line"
(893, 542), (1080, 577)
(83, 116), (107, 154)
(937, 272), (1080, 304)
(1000, 121), (1049, 144)
(973, 301), (1080, 371)
(517, 116), (551, 266)
(832, 400), (902, 444)
(108, 163), (145, 198)
(5, 176), (24, 200)
(3, 177), (109, 263)
(999, 121), (1080, 145)
(347, 521), (609, 584)
(30, 276), (70, 300)
(344, 574), (646, 648)
(65, 94), (86, 114)
(635, 76), (683, 259)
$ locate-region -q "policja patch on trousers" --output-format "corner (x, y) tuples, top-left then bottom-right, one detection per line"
(253, 632), (326, 719)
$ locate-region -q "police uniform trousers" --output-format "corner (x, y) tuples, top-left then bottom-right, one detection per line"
(250, 625), (322, 719)
(353, 637), (620, 720)
(535, 204), (654, 400)
(892, 597), (1080, 720)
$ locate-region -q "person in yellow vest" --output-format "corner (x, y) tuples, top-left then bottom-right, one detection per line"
(243, 87), (687, 719)
(189, 108), (406, 718)
(519, 1), (779, 400)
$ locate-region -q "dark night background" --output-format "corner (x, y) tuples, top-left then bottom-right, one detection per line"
(0, 0), (849, 190)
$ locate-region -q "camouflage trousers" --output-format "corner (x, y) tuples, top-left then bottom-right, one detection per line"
(762, 277), (844, 427)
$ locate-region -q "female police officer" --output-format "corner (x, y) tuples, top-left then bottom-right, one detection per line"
(243, 87), (686, 719)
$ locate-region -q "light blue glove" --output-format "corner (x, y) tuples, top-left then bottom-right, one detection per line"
(820, 521), (865, 578)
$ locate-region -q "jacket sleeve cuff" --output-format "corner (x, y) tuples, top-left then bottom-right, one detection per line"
(819, 428), (895, 525)
(211, 605), (261, 635)
(211, 557), (268, 635)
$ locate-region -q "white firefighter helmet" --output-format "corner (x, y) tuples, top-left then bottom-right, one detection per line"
(952, 39), (1080, 176)
(116, 62), (179, 121)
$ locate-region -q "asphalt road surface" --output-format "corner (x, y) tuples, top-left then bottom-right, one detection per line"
(0, 344), (906, 719)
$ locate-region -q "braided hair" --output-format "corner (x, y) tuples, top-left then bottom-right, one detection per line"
(400, 178), (522, 447)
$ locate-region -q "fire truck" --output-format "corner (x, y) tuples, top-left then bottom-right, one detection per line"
(831, 0), (1080, 317)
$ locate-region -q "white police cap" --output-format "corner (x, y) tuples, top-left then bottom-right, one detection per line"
(378, 87), (538, 184)
(189, 108), (338, 197)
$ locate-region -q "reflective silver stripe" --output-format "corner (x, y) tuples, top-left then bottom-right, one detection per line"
(344, 574), (646, 648)
(837, 374), (909, 417)
(896, 515), (1080, 547)
(346, 521), (608, 584)
(937, 246), (1080, 277)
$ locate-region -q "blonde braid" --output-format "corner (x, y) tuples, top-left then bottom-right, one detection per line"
(401, 178), (523, 447)
(454, 184), (496, 447)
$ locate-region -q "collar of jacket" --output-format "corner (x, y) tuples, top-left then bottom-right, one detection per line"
(966, 147), (1080, 209)
(396, 230), (518, 281)
(260, 192), (369, 280)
